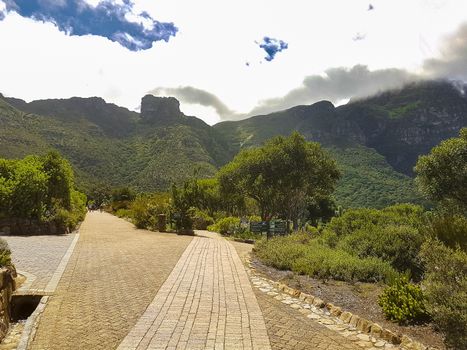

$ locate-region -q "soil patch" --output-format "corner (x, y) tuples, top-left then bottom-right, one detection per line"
(251, 256), (446, 350)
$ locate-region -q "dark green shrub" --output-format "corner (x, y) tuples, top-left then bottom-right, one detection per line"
(378, 276), (429, 324)
(420, 240), (467, 349)
(130, 193), (170, 230)
(327, 204), (423, 237)
(338, 224), (425, 279)
(424, 212), (467, 252)
(208, 217), (240, 235)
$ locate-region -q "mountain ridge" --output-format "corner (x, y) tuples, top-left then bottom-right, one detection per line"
(1, 79), (465, 208)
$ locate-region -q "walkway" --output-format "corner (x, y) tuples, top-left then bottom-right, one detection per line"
(28, 212), (193, 350)
(8, 212), (368, 349)
(118, 232), (270, 350)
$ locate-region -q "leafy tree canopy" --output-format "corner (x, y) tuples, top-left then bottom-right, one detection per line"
(415, 128), (467, 211)
(218, 132), (340, 221)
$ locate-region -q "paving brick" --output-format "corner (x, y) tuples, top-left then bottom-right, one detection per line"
(28, 212), (193, 350)
(118, 232), (271, 350)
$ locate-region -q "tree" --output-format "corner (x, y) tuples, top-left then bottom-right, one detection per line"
(218, 132), (340, 222)
(415, 128), (467, 211)
(42, 151), (75, 210)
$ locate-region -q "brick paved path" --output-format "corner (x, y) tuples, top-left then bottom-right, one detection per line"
(28, 212), (193, 350)
(118, 232), (271, 350)
(4, 234), (77, 291)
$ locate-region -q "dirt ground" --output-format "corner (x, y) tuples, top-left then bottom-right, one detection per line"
(249, 256), (446, 350)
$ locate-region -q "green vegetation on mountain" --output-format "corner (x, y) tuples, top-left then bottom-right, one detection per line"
(1, 80), (465, 208)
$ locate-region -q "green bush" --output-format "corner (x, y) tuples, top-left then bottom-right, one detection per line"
(0, 153), (86, 232)
(337, 224), (425, 279)
(0, 239), (11, 267)
(190, 208), (214, 230)
(51, 189), (87, 231)
(424, 212), (467, 252)
(115, 208), (132, 219)
(378, 276), (429, 324)
(327, 204), (423, 237)
(208, 217), (241, 235)
(420, 240), (467, 349)
(254, 233), (397, 282)
(130, 193), (170, 230)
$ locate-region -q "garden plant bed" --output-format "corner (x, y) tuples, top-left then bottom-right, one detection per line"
(250, 257), (446, 350)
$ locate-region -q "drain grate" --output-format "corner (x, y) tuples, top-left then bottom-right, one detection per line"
(11, 295), (43, 321)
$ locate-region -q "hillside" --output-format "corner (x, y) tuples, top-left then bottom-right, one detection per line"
(1, 80), (465, 208)
(214, 80), (467, 207)
(0, 94), (233, 191)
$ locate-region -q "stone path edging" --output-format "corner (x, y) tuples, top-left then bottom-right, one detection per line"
(45, 233), (80, 293)
(245, 258), (435, 350)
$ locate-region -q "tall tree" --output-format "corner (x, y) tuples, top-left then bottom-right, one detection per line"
(218, 132), (340, 222)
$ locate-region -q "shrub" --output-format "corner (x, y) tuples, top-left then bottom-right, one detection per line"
(254, 233), (398, 282)
(337, 224), (425, 279)
(208, 217), (240, 235)
(115, 208), (132, 219)
(190, 208), (214, 230)
(0, 239), (11, 267)
(130, 193), (170, 230)
(378, 276), (429, 324)
(420, 240), (467, 349)
(327, 204), (423, 237)
(424, 212), (467, 252)
(49, 189), (87, 231)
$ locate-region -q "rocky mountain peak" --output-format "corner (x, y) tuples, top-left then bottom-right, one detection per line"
(140, 95), (183, 123)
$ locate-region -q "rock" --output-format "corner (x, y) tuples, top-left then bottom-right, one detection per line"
(330, 305), (342, 317)
(357, 334), (371, 341)
(371, 323), (383, 337)
(339, 311), (353, 323)
(400, 335), (427, 350)
(349, 314), (360, 327)
(307, 313), (320, 320)
(381, 329), (401, 344)
(312, 297), (325, 308)
(356, 318), (372, 333)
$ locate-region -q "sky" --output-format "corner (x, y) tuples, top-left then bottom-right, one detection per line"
(1, 0), (467, 125)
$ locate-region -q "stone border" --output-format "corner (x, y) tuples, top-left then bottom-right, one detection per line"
(45, 233), (80, 293)
(246, 259), (436, 350)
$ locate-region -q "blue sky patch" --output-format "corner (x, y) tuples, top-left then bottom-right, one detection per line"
(1, 0), (178, 51)
(259, 36), (288, 61)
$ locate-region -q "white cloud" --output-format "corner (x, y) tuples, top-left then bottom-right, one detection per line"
(0, 0), (467, 125)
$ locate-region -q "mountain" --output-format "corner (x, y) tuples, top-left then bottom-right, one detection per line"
(214, 80), (467, 207)
(0, 94), (234, 191)
(1, 80), (465, 208)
